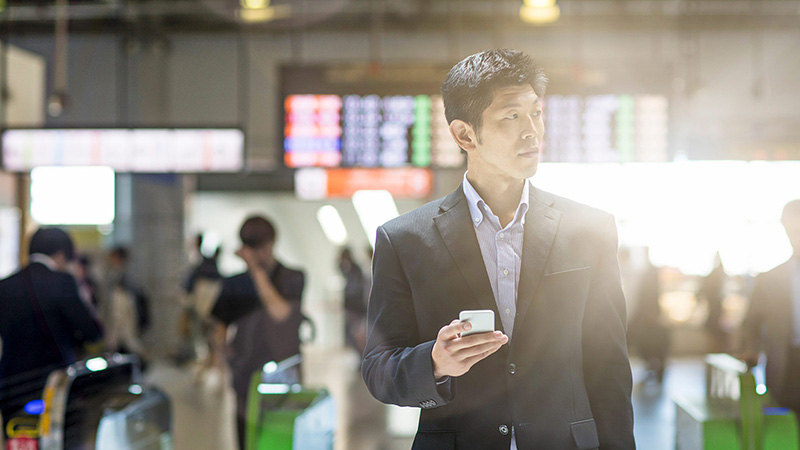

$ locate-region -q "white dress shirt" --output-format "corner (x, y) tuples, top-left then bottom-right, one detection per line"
(462, 173), (529, 449)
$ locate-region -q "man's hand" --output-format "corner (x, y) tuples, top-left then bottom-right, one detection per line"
(236, 246), (263, 274)
(431, 319), (508, 379)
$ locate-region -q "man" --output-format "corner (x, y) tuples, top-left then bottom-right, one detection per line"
(210, 216), (305, 450)
(741, 199), (800, 414)
(362, 49), (635, 450)
(0, 228), (102, 424)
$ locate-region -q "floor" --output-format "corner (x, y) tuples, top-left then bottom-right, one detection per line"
(146, 349), (707, 450)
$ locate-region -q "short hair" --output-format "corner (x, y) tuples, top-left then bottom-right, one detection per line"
(441, 48), (548, 132)
(28, 227), (75, 260)
(783, 199), (800, 222)
(239, 216), (276, 248)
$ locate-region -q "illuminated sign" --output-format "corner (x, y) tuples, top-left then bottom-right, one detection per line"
(1, 128), (244, 172)
(295, 168), (432, 199)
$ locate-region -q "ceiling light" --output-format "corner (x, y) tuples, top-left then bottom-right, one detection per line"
(520, 0), (560, 25)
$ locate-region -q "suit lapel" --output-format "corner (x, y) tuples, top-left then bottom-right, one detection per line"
(433, 186), (500, 323)
(513, 187), (561, 332)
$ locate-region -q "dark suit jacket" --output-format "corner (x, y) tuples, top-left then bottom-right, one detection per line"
(742, 259), (798, 404)
(362, 185), (635, 450)
(0, 262), (102, 381)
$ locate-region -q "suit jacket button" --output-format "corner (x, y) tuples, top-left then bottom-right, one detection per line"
(499, 424), (509, 435)
(508, 363), (517, 375)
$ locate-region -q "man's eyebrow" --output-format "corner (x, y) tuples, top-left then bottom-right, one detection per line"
(497, 98), (540, 110)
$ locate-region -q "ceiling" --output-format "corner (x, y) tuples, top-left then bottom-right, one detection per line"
(2, 0), (799, 35)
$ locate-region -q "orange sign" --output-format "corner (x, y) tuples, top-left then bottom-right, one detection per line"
(295, 168), (433, 199)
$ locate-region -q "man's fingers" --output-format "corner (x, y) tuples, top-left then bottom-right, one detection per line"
(454, 337), (507, 359)
(444, 330), (507, 352)
(462, 345), (504, 368)
(439, 320), (472, 341)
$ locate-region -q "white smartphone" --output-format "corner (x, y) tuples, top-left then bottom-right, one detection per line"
(459, 309), (495, 337)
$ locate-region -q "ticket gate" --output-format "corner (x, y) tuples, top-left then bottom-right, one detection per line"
(246, 355), (336, 450)
(674, 354), (800, 450)
(2, 354), (172, 450)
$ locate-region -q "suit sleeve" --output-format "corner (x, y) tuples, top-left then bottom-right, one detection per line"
(361, 225), (455, 408)
(582, 214), (635, 449)
(58, 274), (103, 343)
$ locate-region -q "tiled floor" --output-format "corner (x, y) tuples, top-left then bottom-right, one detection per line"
(146, 348), (706, 450)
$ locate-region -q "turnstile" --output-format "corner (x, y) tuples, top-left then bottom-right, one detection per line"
(2, 354), (172, 450)
(245, 355), (335, 450)
(674, 353), (800, 450)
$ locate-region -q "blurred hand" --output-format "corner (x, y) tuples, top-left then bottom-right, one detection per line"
(431, 320), (508, 379)
(235, 246), (263, 273)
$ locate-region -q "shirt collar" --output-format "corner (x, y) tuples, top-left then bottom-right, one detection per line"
(29, 253), (59, 271)
(462, 172), (530, 228)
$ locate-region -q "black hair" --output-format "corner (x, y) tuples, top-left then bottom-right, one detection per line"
(239, 216), (276, 248)
(441, 48), (548, 133)
(28, 227), (75, 260)
(110, 246), (129, 261)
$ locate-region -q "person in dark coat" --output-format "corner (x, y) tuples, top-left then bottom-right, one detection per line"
(0, 228), (102, 425)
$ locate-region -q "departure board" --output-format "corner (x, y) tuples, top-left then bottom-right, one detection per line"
(284, 93), (458, 168)
(543, 94), (668, 163)
(281, 64), (463, 169)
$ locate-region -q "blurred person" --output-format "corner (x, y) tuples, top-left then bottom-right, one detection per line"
(698, 254), (727, 352)
(101, 247), (148, 356)
(339, 248), (367, 354)
(741, 199), (800, 416)
(177, 235), (223, 365)
(0, 228), (102, 424)
(627, 252), (670, 383)
(362, 49), (634, 449)
(74, 254), (100, 309)
(210, 215), (305, 450)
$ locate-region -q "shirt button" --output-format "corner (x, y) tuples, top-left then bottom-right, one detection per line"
(508, 363), (517, 375)
(474, 217), (480, 223)
(499, 232), (505, 239)
(505, 308), (511, 315)
(503, 269), (509, 276)
(499, 424), (509, 435)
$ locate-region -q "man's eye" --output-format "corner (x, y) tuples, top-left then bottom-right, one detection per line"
(505, 113), (518, 120)
(532, 110), (542, 118)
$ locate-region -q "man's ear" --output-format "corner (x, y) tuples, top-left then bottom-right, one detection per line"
(449, 120), (477, 152)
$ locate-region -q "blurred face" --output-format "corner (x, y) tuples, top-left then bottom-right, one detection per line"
(255, 241), (276, 268)
(468, 84), (544, 182)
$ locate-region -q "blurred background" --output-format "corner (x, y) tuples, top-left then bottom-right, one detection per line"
(1, 1), (800, 449)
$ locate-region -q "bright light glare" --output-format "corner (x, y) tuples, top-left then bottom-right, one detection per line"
(85, 357), (108, 372)
(31, 166), (115, 225)
(257, 384), (291, 395)
(524, 0), (556, 7)
(756, 384), (767, 395)
(241, 0), (268, 9)
(128, 384), (144, 395)
(316, 205), (348, 245)
(352, 190), (400, 249)
(532, 161), (800, 275)
(263, 361), (278, 374)
(520, 4), (560, 24)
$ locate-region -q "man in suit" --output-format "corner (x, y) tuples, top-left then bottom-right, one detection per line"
(210, 215), (305, 450)
(0, 228), (102, 424)
(741, 199), (800, 414)
(362, 49), (635, 450)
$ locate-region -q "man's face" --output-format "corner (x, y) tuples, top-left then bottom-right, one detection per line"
(468, 84), (544, 181)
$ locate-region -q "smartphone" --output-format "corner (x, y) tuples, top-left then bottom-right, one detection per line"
(459, 309), (495, 337)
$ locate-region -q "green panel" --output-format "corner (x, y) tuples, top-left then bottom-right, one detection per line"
(703, 420), (742, 450)
(256, 410), (299, 450)
(764, 413), (800, 450)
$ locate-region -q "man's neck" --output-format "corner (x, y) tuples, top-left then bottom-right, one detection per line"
(465, 171), (526, 227)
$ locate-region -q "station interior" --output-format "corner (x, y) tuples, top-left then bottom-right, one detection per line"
(2, 1), (800, 449)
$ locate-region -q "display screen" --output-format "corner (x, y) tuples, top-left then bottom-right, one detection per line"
(1, 128), (244, 172)
(543, 94), (669, 163)
(281, 65), (463, 169)
(284, 93), (459, 169)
